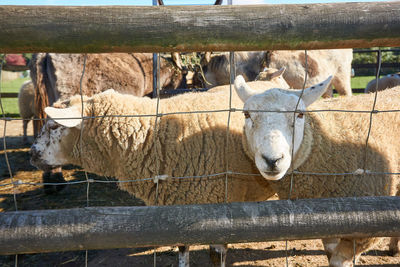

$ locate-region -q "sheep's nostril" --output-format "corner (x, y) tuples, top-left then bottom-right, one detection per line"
(262, 154), (283, 169)
(30, 146), (40, 159)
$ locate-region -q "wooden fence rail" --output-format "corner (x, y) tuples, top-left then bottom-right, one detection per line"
(0, 92), (19, 98)
(1, 64), (29, 72)
(0, 196), (399, 255)
(1, 2), (400, 53)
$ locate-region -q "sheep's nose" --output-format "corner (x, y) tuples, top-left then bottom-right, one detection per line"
(262, 154), (283, 170)
(30, 145), (41, 160)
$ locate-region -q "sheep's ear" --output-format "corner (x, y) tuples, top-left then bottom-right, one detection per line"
(100, 89), (115, 95)
(270, 67), (286, 79)
(290, 76), (333, 107)
(45, 106), (82, 128)
(234, 75), (258, 102)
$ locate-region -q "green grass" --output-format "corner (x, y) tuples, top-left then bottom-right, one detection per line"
(351, 76), (375, 90)
(0, 76), (30, 117)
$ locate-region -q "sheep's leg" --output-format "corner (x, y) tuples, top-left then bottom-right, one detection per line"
(332, 75), (352, 97)
(22, 119), (29, 144)
(322, 84), (333, 98)
(178, 246), (190, 267)
(329, 237), (378, 267)
(322, 238), (340, 260)
(209, 244), (227, 267)
(390, 190), (400, 256)
(42, 167), (66, 194)
(389, 237), (400, 256)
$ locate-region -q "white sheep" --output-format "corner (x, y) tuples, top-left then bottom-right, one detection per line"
(364, 74), (400, 93)
(29, 72), (287, 267)
(234, 75), (400, 267)
(17, 80), (35, 143)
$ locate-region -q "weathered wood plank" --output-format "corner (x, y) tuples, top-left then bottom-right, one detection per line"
(0, 92), (19, 98)
(1, 2), (400, 53)
(0, 196), (399, 255)
(1, 64), (29, 72)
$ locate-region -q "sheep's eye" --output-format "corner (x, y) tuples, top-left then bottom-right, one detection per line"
(297, 112), (304, 119)
(243, 111), (250, 119)
(48, 123), (60, 130)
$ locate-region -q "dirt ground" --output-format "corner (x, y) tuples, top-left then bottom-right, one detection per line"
(0, 120), (398, 267)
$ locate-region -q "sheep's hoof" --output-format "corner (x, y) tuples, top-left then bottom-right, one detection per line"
(209, 244), (227, 267)
(388, 249), (400, 257)
(42, 171), (67, 195)
(389, 238), (400, 257)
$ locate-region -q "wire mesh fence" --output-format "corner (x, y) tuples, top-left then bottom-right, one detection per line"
(1, 47), (400, 266)
(1, 3), (400, 267)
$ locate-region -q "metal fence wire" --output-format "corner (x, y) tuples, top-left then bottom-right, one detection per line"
(0, 48), (399, 267)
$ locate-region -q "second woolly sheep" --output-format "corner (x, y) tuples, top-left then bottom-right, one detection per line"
(234, 75), (400, 267)
(364, 74), (400, 93)
(18, 80), (35, 143)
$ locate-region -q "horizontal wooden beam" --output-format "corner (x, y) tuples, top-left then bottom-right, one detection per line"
(1, 2), (400, 53)
(0, 196), (399, 255)
(0, 93), (19, 98)
(1, 64), (29, 72)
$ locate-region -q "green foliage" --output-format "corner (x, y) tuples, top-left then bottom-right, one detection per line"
(353, 47), (400, 76)
(353, 47), (400, 64)
(180, 52), (201, 66)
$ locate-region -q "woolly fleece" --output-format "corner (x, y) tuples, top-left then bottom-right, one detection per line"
(18, 80), (35, 120)
(52, 82), (282, 205)
(364, 75), (400, 93)
(265, 87), (400, 199)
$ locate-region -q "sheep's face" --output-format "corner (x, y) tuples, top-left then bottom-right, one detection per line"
(31, 103), (83, 171)
(242, 90), (306, 180)
(234, 75), (332, 181)
(30, 120), (71, 171)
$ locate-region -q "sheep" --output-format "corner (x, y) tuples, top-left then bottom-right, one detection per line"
(234, 75), (400, 267)
(29, 72), (288, 267)
(194, 49), (353, 98)
(17, 80), (35, 143)
(29, 52), (189, 194)
(364, 74), (400, 93)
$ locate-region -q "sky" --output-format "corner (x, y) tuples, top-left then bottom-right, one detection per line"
(0, 0), (389, 5)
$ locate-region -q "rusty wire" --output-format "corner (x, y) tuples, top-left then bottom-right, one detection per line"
(78, 54), (90, 208)
(1, 52), (398, 189)
(0, 57), (18, 212)
(153, 52), (161, 205)
(0, 55), (19, 267)
(77, 53), (90, 267)
(1, 107), (400, 124)
(1, 169), (400, 189)
(354, 47), (382, 266)
(285, 49), (309, 267)
(224, 51), (235, 203)
(152, 0), (161, 264)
